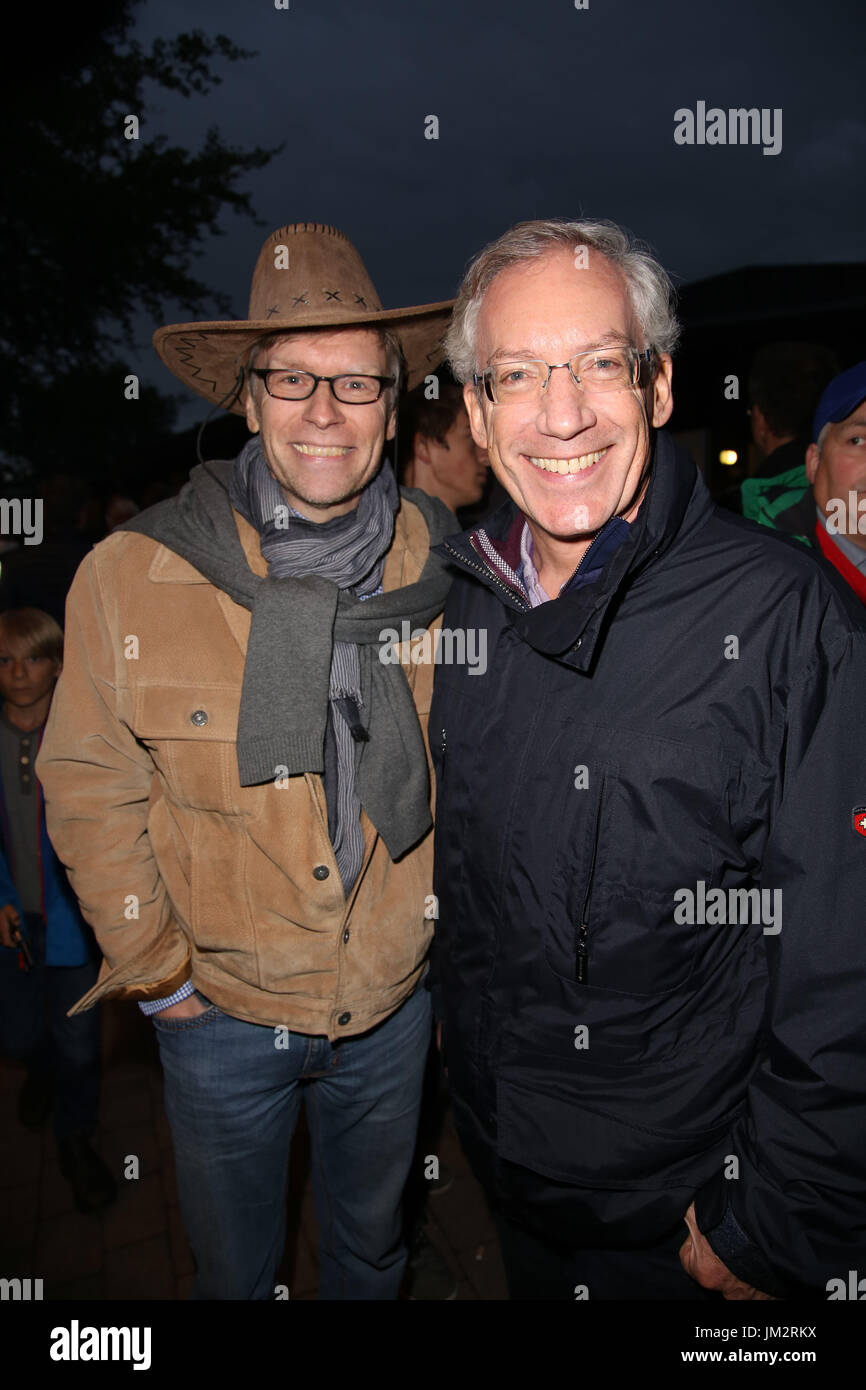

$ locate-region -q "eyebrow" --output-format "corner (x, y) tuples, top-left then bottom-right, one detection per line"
(485, 333), (633, 364)
(260, 363), (384, 374)
(841, 418), (866, 430)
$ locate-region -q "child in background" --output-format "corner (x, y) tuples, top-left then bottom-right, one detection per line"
(0, 607), (115, 1212)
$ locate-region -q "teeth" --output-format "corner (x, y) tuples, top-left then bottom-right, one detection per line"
(527, 450), (606, 474)
(293, 443), (352, 457)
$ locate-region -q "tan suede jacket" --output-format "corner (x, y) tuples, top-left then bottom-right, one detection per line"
(36, 498), (441, 1039)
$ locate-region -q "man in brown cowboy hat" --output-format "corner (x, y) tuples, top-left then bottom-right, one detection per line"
(36, 222), (456, 1300)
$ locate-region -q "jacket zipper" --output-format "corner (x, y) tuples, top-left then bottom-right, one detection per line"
(577, 774), (606, 984)
(563, 525), (609, 592)
(441, 539), (530, 610)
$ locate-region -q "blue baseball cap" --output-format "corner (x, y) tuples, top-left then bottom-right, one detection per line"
(813, 360), (866, 442)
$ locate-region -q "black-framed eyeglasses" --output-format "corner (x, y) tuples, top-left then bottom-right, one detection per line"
(250, 368), (395, 404)
(473, 346), (654, 404)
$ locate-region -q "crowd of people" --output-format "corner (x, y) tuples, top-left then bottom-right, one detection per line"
(1, 216), (864, 1301)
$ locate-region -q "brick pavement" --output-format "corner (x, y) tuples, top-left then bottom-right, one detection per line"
(0, 999), (507, 1301)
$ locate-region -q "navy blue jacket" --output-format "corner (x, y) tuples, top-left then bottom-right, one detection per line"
(429, 431), (866, 1296)
(0, 722), (93, 967)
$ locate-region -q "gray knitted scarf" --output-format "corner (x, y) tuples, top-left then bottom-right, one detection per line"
(229, 437), (397, 890)
(118, 448), (455, 870)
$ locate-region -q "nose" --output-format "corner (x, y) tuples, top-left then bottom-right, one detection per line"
(536, 365), (598, 439)
(302, 379), (345, 428)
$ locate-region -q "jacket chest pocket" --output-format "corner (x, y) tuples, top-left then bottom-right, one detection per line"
(542, 724), (736, 997)
(133, 684), (244, 816)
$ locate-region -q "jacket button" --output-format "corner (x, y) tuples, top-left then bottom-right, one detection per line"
(313, 864), (330, 881)
(190, 709), (208, 726)
(343, 928), (350, 944)
(338, 1012), (351, 1026)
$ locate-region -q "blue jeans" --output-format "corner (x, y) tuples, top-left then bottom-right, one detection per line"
(0, 911), (100, 1139)
(152, 981), (432, 1300)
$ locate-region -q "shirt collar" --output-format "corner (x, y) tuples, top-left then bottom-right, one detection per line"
(517, 515), (633, 608)
(518, 523), (551, 607)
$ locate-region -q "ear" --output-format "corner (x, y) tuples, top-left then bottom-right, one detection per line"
(463, 381), (490, 449)
(385, 403), (397, 441)
(413, 434), (434, 465)
(244, 385), (261, 435)
(650, 354), (674, 428)
(805, 441), (820, 486)
(750, 404), (768, 451)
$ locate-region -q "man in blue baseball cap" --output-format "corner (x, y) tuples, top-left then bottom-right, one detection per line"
(741, 360), (866, 604)
(804, 361), (866, 603)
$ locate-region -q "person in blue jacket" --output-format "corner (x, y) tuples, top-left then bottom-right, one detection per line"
(0, 607), (115, 1212)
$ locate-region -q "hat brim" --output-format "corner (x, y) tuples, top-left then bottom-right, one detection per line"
(153, 301), (455, 416)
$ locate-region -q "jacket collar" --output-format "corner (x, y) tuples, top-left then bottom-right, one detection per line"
(437, 431), (710, 671)
(146, 508), (268, 584)
(774, 488), (818, 544)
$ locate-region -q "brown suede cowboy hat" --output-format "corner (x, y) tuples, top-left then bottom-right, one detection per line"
(153, 222), (455, 416)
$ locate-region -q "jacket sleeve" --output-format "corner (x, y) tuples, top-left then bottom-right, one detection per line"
(695, 625), (866, 1294)
(0, 839), (21, 914)
(35, 549), (190, 1010)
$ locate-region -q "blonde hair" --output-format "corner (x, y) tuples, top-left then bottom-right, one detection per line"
(0, 608), (64, 664)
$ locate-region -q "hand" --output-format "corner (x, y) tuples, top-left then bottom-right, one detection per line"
(153, 993), (210, 1020)
(679, 1202), (777, 1300)
(0, 903), (22, 950)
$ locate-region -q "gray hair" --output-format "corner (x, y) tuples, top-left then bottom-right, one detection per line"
(242, 326), (404, 409)
(445, 218), (680, 384)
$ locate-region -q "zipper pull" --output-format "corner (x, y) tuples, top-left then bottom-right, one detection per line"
(576, 921), (588, 984)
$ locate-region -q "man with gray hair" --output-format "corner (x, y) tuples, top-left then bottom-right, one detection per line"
(428, 218), (866, 1299)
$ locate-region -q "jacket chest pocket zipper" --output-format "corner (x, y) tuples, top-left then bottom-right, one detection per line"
(577, 774), (606, 984)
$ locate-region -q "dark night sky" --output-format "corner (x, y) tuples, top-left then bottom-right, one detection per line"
(129, 0), (866, 423)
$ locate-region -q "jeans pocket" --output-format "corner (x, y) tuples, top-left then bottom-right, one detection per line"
(151, 1000), (222, 1033)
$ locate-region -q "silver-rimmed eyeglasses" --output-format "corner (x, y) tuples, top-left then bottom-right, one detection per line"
(474, 346), (653, 404)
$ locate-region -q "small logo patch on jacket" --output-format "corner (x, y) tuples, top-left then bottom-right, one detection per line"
(853, 807), (866, 837)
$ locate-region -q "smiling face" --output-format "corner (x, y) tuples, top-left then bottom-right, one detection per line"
(243, 327), (396, 521)
(806, 402), (866, 553)
(464, 248), (673, 563)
